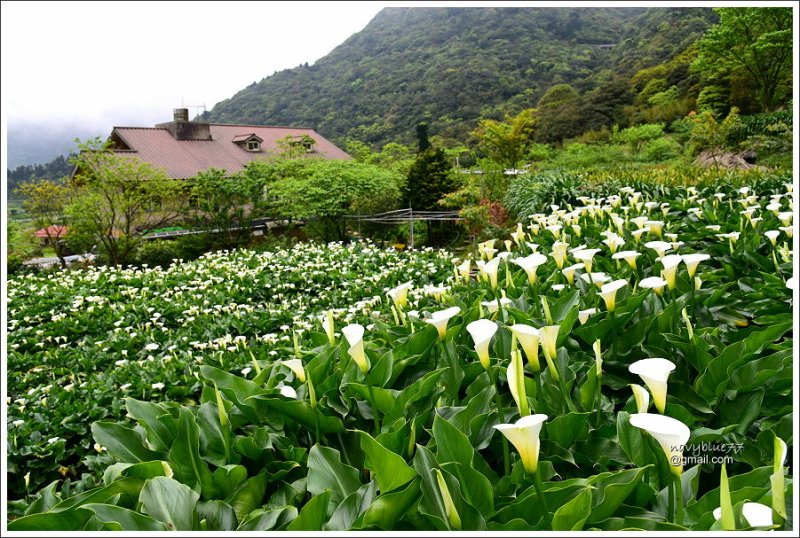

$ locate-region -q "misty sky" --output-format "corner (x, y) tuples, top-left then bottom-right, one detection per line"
(1, 1), (383, 132)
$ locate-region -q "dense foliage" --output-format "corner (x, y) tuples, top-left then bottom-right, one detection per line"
(7, 175), (794, 531)
(6, 242), (453, 502)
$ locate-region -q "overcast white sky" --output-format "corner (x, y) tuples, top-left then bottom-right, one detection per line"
(1, 1), (384, 130)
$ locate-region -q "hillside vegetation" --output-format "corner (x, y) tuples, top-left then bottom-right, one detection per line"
(202, 7), (715, 147)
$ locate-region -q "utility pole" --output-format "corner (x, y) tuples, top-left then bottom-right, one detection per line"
(409, 207), (414, 248)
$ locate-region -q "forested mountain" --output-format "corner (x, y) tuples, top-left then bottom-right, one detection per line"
(7, 154), (73, 196)
(202, 7), (716, 147)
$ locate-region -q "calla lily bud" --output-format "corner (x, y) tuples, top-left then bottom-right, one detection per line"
(508, 348), (529, 417)
(681, 308), (694, 340)
(466, 319), (497, 370)
(628, 358), (676, 414)
(629, 413), (690, 476)
(342, 323), (370, 374)
(771, 436), (788, 519)
(323, 310), (336, 345)
(434, 469), (462, 530)
(493, 414), (548, 474)
(593, 340), (602, 376)
(282, 358), (306, 383)
(629, 384), (650, 413)
(541, 296), (553, 324)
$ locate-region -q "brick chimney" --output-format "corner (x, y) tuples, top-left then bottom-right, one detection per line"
(156, 108), (211, 140)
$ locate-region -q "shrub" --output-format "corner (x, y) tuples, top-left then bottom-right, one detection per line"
(134, 239), (186, 268)
(640, 137), (682, 162)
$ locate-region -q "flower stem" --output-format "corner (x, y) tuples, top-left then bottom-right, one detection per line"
(594, 374), (602, 427)
(533, 467), (551, 526)
(674, 475), (684, 526)
(668, 478), (675, 524)
(491, 367), (511, 476)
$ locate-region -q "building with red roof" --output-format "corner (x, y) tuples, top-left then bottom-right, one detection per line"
(34, 225), (68, 239)
(100, 108), (350, 179)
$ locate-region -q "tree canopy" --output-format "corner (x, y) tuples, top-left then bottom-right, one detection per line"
(694, 7), (793, 111)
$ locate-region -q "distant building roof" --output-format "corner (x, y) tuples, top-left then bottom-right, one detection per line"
(105, 111), (350, 179)
(35, 225), (68, 238)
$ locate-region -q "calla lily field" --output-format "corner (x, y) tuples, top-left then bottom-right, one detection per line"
(5, 177), (795, 531)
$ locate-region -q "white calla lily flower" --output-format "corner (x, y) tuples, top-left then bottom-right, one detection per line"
(764, 230), (780, 245)
(713, 502), (774, 528)
(539, 325), (561, 380)
(561, 263), (583, 285)
(573, 248), (601, 272)
(279, 385), (298, 399)
(478, 257), (502, 289)
(466, 319), (498, 370)
(612, 250), (641, 269)
(457, 259), (472, 283)
(551, 241), (570, 269)
(644, 240), (672, 258)
(659, 254), (683, 290)
(639, 276), (668, 295)
(481, 297), (513, 314)
(512, 253), (548, 284)
(629, 358), (676, 413)
(282, 358), (306, 383)
(387, 281), (413, 310)
(599, 279), (628, 312)
(342, 323), (370, 373)
(425, 307), (461, 339)
(509, 324), (540, 372)
(493, 414), (548, 474)
(629, 413), (690, 475)
(578, 308), (597, 325)
(681, 253), (710, 278)
(645, 220), (665, 236)
(580, 272), (611, 287)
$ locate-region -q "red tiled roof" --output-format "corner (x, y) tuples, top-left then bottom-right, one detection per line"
(35, 225), (68, 238)
(111, 123), (350, 179)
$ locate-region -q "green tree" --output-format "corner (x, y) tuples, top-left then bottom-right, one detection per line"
(533, 83), (583, 144)
(610, 123), (666, 154)
(15, 179), (71, 267)
(405, 124), (457, 211)
(264, 158), (403, 241)
(693, 7), (792, 111)
(190, 168), (269, 249)
(471, 108), (536, 169)
(67, 139), (188, 266)
(688, 107), (742, 168)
